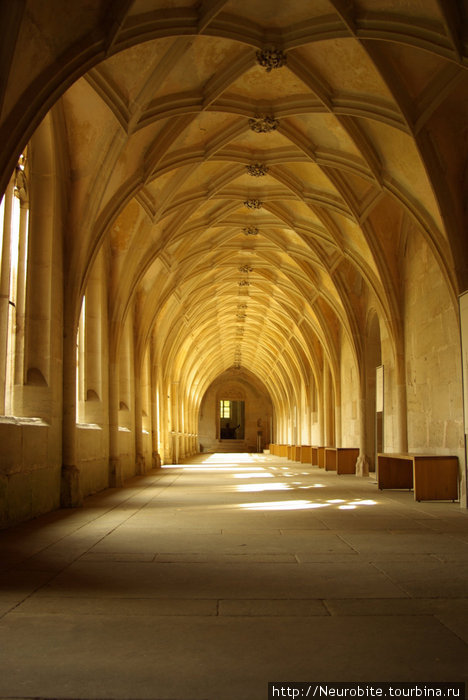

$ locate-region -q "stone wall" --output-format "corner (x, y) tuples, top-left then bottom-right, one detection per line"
(403, 226), (464, 464)
(0, 418), (61, 527)
(340, 335), (360, 448)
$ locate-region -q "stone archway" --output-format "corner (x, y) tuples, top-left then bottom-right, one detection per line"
(198, 369), (273, 453)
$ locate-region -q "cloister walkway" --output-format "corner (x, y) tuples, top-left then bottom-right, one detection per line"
(1, 453), (468, 699)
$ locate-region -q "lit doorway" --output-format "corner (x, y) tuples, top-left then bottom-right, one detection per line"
(219, 399), (245, 439)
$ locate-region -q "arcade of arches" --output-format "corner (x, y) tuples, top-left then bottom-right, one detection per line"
(0, 0), (468, 527)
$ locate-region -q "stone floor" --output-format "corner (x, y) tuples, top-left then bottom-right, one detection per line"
(1, 452), (468, 700)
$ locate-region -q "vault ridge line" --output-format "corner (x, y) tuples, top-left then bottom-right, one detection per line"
(128, 37), (195, 133)
(85, 68), (130, 132)
(197, 0), (230, 34)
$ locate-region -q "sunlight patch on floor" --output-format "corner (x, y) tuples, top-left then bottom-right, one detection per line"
(162, 455), (380, 512)
(233, 472), (274, 479)
(201, 453), (257, 463)
(234, 483), (291, 492)
(237, 498), (378, 511)
(162, 465), (259, 472)
(239, 500), (329, 511)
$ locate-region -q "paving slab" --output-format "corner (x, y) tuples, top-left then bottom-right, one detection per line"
(339, 532), (468, 556)
(0, 614), (466, 699)
(0, 454), (468, 699)
(325, 597), (468, 616)
(317, 516), (432, 531)
(218, 598), (329, 616)
(374, 560), (468, 598)
(81, 551), (158, 562)
(88, 532), (227, 554)
(436, 611), (468, 644)
(33, 559), (407, 600)
(295, 551), (436, 563)
(413, 519), (468, 534)
(153, 553), (298, 563)
(0, 569), (54, 596)
(13, 596), (218, 617)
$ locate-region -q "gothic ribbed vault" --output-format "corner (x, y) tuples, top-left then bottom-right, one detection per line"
(29, 1), (465, 401)
(0, 0), (467, 517)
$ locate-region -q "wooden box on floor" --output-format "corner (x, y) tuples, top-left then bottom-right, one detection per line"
(325, 447), (359, 474)
(317, 446), (326, 468)
(377, 453), (459, 501)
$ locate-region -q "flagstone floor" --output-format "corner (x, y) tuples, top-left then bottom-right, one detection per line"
(1, 452), (468, 700)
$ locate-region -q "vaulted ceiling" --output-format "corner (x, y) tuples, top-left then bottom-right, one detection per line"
(1, 0), (467, 405)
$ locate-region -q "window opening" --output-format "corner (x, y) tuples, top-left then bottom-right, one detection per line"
(220, 399), (231, 419)
(76, 295), (86, 422)
(0, 151), (29, 415)
(219, 399), (245, 439)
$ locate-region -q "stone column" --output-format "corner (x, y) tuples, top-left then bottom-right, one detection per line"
(317, 375), (324, 446)
(353, 358), (368, 476)
(356, 384), (370, 477)
(132, 294), (145, 475)
(108, 349), (122, 487)
(61, 314), (82, 507)
(0, 177), (14, 413)
(150, 336), (161, 468)
(304, 385), (309, 447)
(334, 377), (342, 448)
(395, 348), (408, 453)
(134, 355), (145, 475)
(160, 374), (170, 463)
(322, 363), (329, 446)
(172, 381), (179, 464)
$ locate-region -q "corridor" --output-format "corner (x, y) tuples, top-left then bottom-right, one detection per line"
(1, 453), (468, 699)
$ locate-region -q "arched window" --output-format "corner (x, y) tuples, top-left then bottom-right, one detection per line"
(76, 294), (86, 422)
(0, 151), (29, 415)
(75, 247), (107, 425)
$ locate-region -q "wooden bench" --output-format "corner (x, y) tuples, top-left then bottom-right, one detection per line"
(279, 444), (288, 458)
(311, 446), (325, 467)
(325, 447), (359, 474)
(301, 445), (312, 464)
(269, 444), (288, 458)
(377, 453), (459, 501)
(317, 446), (326, 469)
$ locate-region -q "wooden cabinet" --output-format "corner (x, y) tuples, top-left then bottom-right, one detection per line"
(377, 453), (459, 501)
(325, 447), (359, 474)
(317, 446), (326, 468)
